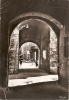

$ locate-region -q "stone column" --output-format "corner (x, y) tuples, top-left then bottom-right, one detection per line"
(59, 26), (68, 89)
(9, 28), (19, 74)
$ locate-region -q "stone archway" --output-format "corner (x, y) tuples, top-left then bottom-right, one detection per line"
(19, 42), (40, 69)
(9, 18), (50, 73)
(9, 18), (59, 74)
(9, 12), (63, 33)
(8, 12), (65, 88)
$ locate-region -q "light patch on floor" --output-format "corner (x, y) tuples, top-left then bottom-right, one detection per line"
(19, 62), (38, 69)
(8, 75), (58, 87)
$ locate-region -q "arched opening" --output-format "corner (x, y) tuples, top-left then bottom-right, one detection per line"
(19, 42), (40, 69)
(8, 18), (59, 87)
(8, 12), (63, 87)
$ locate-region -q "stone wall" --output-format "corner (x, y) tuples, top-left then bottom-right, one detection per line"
(40, 26), (50, 72)
(59, 27), (68, 90)
(9, 28), (19, 74)
(41, 26), (58, 74)
(50, 27), (58, 74)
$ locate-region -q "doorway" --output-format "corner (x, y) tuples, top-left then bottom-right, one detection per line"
(19, 42), (40, 69)
(8, 18), (59, 87)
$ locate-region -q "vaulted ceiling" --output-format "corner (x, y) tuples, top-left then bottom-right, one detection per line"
(1, 0), (69, 52)
(1, 0), (68, 25)
(19, 19), (50, 48)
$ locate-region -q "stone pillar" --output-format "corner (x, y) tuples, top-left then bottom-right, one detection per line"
(9, 28), (19, 74)
(50, 27), (58, 74)
(40, 30), (50, 72)
(59, 26), (68, 90)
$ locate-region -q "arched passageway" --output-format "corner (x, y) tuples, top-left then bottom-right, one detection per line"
(19, 42), (40, 69)
(8, 12), (63, 87)
(0, 0), (68, 99)
(9, 19), (58, 73)
(8, 18), (59, 87)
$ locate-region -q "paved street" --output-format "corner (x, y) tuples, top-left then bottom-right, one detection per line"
(8, 75), (58, 87)
(0, 82), (68, 99)
(19, 62), (38, 69)
(8, 65), (58, 87)
(0, 63), (68, 99)
(2, 62), (67, 99)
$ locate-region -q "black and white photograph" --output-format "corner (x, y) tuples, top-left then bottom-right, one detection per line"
(0, 0), (69, 99)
